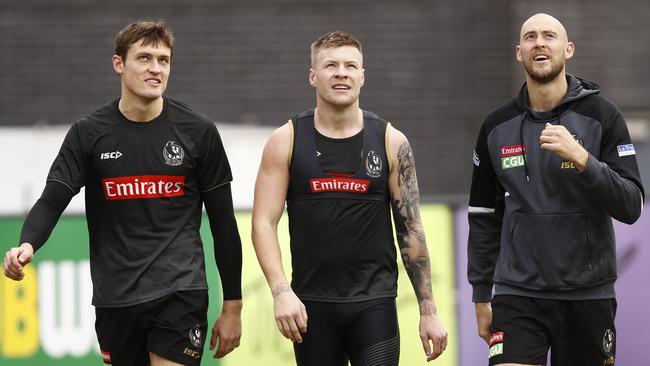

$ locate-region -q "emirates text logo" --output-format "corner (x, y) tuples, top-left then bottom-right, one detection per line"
(310, 178), (369, 193)
(102, 175), (185, 200)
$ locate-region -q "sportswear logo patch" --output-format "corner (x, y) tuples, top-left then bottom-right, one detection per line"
(100, 151), (123, 160)
(316, 150), (322, 157)
(561, 135), (584, 168)
(602, 329), (615, 354)
(189, 325), (202, 348)
(473, 150), (480, 166)
(101, 351), (112, 364)
(163, 141), (184, 166)
(310, 178), (369, 193)
(183, 347), (201, 359)
(102, 175), (185, 200)
(617, 144), (636, 157)
(365, 150), (383, 178)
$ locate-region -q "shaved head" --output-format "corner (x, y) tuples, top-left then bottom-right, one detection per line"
(516, 13), (574, 84)
(520, 13), (568, 44)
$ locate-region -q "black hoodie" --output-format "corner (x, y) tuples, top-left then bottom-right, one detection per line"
(467, 74), (644, 302)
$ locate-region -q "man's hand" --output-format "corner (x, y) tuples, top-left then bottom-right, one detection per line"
(475, 302), (492, 344)
(273, 282), (308, 343)
(210, 300), (242, 358)
(419, 312), (448, 361)
(539, 123), (589, 171)
(3, 243), (34, 281)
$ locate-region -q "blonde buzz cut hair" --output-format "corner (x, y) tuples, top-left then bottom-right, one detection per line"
(310, 31), (362, 67)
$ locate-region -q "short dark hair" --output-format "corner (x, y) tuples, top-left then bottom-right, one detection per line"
(311, 31), (362, 66)
(114, 20), (174, 60)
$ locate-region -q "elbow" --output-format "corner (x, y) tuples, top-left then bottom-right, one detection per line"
(612, 203), (643, 225)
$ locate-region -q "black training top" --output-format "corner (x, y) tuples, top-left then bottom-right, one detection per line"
(286, 109), (397, 302)
(47, 97), (232, 307)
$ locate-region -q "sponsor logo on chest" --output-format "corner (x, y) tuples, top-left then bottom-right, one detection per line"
(310, 177), (369, 193)
(102, 175), (185, 200)
(500, 144), (527, 169)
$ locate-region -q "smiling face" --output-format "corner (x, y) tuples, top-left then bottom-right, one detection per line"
(112, 40), (171, 102)
(516, 13), (574, 84)
(309, 45), (365, 108)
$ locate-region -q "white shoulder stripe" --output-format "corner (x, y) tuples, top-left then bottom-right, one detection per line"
(468, 206), (495, 214)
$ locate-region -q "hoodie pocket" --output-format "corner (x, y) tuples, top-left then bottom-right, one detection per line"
(498, 212), (603, 289)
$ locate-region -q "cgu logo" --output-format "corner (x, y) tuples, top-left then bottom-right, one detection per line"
(501, 155), (525, 169)
(0, 260), (99, 359)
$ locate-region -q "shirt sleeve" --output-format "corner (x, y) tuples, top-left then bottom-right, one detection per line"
(202, 183), (243, 300)
(578, 105), (644, 224)
(20, 181), (75, 252)
(197, 123), (233, 192)
(467, 121), (504, 302)
(46, 123), (89, 193)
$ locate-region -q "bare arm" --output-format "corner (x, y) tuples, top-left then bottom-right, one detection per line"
(251, 122), (308, 343)
(388, 126), (447, 361)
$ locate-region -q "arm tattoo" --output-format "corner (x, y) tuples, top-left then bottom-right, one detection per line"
(420, 303), (438, 316)
(392, 141), (433, 304)
(271, 282), (292, 298)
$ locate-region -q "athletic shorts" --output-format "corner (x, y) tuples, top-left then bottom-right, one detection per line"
(294, 297), (400, 366)
(95, 290), (208, 366)
(489, 295), (617, 366)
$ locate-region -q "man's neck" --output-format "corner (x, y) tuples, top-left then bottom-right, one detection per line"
(118, 93), (164, 122)
(526, 72), (568, 112)
(314, 102), (363, 138)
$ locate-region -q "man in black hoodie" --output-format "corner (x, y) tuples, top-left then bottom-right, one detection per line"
(468, 13), (644, 366)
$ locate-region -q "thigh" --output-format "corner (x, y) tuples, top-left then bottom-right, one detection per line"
(148, 290), (209, 366)
(489, 295), (549, 366)
(294, 301), (348, 366)
(550, 298), (616, 366)
(347, 297), (400, 366)
(95, 297), (165, 366)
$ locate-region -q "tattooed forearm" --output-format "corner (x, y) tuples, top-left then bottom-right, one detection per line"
(392, 141), (433, 304)
(271, 282), (292, 298)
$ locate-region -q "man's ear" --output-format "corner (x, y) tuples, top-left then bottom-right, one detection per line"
(564, 41), (575, 60)
(309, 68), (316, 87)
(112, 55), (124, 75)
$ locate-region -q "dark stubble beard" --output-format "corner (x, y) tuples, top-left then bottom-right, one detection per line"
(524, 57), (565, 84)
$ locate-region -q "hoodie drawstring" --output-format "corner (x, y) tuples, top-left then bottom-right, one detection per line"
(520, 111), (530, 182)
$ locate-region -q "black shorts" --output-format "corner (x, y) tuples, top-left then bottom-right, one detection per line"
(294, 297), (400, 366)
(489, 295), (617, 366)
(95, 290), (208, 366)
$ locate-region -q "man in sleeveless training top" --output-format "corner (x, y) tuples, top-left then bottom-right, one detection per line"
(252, 31), (448, 365)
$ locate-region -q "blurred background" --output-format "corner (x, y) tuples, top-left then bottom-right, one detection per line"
(1, 1), (649, 365)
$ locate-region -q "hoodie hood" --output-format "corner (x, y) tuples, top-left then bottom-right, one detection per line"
(514, 74), (600, 121)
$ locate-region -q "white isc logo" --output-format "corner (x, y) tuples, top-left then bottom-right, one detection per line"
(100, 151), (123, 160)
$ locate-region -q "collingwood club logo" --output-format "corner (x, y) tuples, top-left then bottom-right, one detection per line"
(602, 329), (615, 354)
(365, 150), (382, 178)
(189, 325), (202, 348)
(163, 141), (184, 166)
